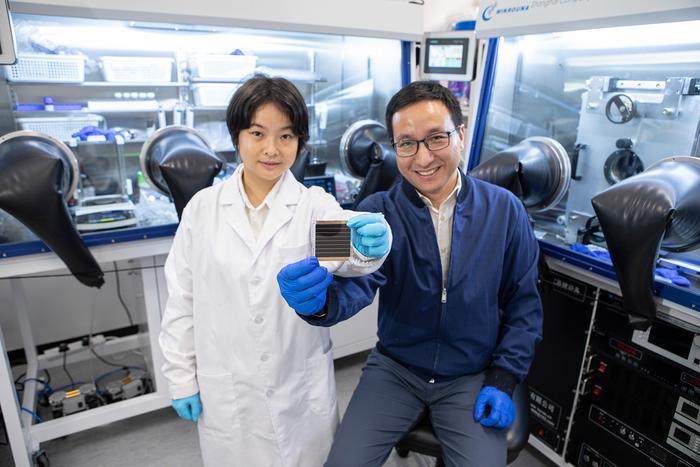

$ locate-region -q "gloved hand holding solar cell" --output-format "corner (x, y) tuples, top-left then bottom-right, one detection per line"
(347, 213), (390, 258)
(277, 257), (333, 316)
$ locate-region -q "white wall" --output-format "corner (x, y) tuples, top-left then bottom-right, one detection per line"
(423, 0), (479, 32)
(11, 0), (424, 40)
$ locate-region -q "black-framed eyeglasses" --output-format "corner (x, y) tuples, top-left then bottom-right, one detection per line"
(391, 127), (461, 158)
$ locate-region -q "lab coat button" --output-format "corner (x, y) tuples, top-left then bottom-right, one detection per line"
(255, 315), (264, 324)
(266, 389), (273, 398)
(261, 354), (269, 362)
(251, 276), (261, 285)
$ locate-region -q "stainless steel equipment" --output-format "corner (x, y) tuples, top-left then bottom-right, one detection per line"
(564, 76), (700, 242)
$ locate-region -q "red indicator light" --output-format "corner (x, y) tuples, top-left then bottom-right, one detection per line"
(610, 338), (642, 359)
(682, 372), (700, 388)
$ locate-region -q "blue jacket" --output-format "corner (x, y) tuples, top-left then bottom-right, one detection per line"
(312, 172), (543, 393)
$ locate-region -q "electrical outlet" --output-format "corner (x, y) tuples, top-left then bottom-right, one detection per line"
(67, 340), (83, 352)
(91, 334), (106, 346)
(43, 347), (60, 358)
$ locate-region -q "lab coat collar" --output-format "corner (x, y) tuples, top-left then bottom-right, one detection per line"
(255, 170), (303, 259)
(220, 165), (302, 259)
(219, 165), (300, 207)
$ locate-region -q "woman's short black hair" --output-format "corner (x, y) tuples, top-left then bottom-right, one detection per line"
(226, 73), (309, 156)
(385, 80), (462, 142)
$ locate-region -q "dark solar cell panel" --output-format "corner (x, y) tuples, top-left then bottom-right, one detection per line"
(315, 220), (351, 260)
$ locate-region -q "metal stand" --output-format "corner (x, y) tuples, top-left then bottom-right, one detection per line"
(0, 238), (173, 467)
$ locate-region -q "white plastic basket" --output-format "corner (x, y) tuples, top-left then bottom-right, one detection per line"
(190, 54), (257, 80)
(16, 114), (105, 142)
(192, 83), (240, 107)
(100, 56), (173, 82)
(5, 54), (85, 83)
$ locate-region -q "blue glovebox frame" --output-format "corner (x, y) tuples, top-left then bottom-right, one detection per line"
(467, 37), (700, 314)
(0, 224), (178, 259)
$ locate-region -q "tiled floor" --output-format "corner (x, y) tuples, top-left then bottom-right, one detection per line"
(1, 351), (555, 467)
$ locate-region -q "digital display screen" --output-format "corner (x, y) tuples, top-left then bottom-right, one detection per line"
(424, 38), (468, 75)
(648, 321), (694, 359)
(428, 44), (464, 68)
(682, 372), (700, 388)
(674, 427), (691, 444)
(681, 402), (699, 419)
(610, 338), (642, 359)
(303, 176), (336, 197)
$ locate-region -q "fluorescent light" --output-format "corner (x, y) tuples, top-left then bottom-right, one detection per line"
(566, 50), (700, 67)
(521, 20), (700, 51)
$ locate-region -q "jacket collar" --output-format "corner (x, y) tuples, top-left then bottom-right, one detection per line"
(400, 169), (470, 208)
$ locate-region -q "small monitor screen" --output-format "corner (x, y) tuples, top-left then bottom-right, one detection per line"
(648, 320), (694, 359)
(424, 38), (468, 75)
(681, 402), (699, 419)
(674, 427), (691, 444)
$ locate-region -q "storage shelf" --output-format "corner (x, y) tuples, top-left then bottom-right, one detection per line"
(190, 76), (325, 84)
(193, 105), (226, 111)
(193, 102), (315, 111)
(14, 107), (170, 115)
(6, 80), (187, 87)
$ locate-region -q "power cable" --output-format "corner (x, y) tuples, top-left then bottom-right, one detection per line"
(113, 261), (134, 326)
(61, 350), (75, 389)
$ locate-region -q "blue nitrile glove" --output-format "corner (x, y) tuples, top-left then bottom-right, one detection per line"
(277, 256), (333, 316)
(473, 386), (515, 429)
(655, 267), (691, 287)
(71, 126), (125, 142)
(570, 243), (611, 264)
(347, 213), (390, 258)
(171, 393), (201, 422)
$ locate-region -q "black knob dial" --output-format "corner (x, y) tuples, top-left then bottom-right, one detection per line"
(605, 94), (636, 124)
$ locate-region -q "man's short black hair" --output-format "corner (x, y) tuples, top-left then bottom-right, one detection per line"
(385, 80), (463, 142)
(226, 73), (309, 156)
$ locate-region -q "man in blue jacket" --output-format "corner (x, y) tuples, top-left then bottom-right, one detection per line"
(277, 80), (543, 467)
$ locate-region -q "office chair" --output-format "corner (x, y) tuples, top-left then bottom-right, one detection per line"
(395, 381), (530, 465)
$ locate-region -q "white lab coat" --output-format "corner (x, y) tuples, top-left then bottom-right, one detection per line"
(159, 167), (387, 467)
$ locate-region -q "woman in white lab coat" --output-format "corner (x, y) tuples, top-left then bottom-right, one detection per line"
(158, 74), (390, 467)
